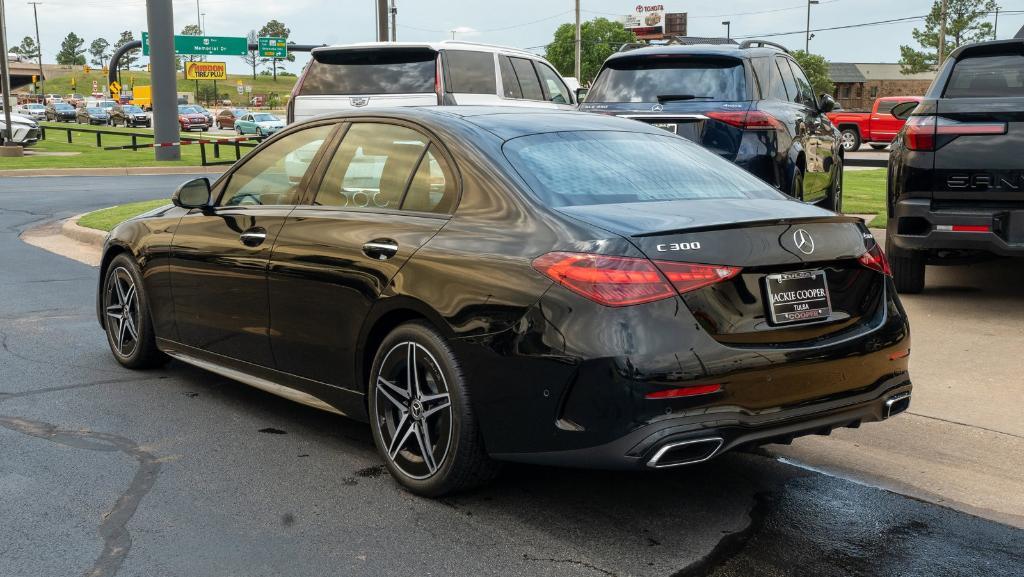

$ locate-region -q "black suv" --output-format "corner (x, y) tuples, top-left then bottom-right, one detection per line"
(886, 37), (1024, 292)
(580, 40), (843, 210)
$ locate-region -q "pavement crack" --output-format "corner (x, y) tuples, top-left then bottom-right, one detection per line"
(0, 376), (162, 403)
(670, 491), (770, 577)
(521, 553), (618, 576)
(0, 414), (161, 577)
(906, 411), (1024, 440)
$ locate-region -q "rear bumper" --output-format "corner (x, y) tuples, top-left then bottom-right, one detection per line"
(890, 198), (1024, 256)
(492, 374), (912, 469)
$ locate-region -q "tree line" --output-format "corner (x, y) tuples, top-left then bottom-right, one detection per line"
(9, 19), (296, 80)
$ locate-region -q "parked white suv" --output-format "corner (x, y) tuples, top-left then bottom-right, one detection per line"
(288, 41), (576, 123)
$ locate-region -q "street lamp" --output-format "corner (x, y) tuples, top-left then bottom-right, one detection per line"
(806, 0), (819, 53)
(722, 21), (731, 40)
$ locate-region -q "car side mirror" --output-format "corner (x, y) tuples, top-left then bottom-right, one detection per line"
(890, 101), (919, 121)
(575, 87), (589, 103)
(172, 177), (212, 209)
(818, 94), (836, 113)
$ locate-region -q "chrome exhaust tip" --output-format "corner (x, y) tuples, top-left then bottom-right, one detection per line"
(647, 437), (724, 469)
(885, 392), (911, 419)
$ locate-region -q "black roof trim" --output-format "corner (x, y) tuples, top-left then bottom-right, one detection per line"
(738, 40), (791, 54)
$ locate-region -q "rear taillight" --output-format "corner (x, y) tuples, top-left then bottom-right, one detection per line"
(532, 252), (740, 307)
(858, 244), (892, 276)
(706, 110), (783, 131)
(905, 115), (1007, 151)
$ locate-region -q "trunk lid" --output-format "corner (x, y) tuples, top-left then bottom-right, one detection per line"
(559, 199), (882, 344)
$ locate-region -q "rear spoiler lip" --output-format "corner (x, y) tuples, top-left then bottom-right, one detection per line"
(629, 215), (864, 238)
(947, 38), (1024, 61)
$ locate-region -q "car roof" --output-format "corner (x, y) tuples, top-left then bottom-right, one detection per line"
(949, 37), (1024, 60)
(603, 43), (780, 64)
(311, 40), (540, 59)
(305, 106), (670, 141)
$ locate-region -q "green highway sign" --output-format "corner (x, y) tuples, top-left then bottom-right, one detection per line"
(142, 32), (249, 56)
(258, 37), (288, 59)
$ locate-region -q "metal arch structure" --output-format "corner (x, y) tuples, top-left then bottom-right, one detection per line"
(107, 41), (327, 89)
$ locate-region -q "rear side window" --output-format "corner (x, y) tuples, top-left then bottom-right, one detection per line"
(504, 131), (782, 207)
(944, 54), (1024, 98)
(299, 49), (436, 95)
(499, 56), (523, 98)
(445, 50), (497, 94)
(586, 57), (747, 103)
(510, 58), (545, 100)
(775, 56), (799, 104)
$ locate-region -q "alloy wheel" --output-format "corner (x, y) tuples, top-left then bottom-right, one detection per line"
(374, 342), (454, 480)
(840, 131), (857, 151)
(104, 266), (140, 358)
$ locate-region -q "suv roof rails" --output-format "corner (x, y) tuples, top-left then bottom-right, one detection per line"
(739, 40), (791, 54)
(617, 37), (739, 52)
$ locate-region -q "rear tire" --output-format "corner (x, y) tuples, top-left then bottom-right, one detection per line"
(368, 322), (498, 497)
(101, 254), (167, 369)
(821, 158), (844, 212)
(790, 166), (805, 201)
(840, 128), (861, 151)
(886, 234), (926, 294)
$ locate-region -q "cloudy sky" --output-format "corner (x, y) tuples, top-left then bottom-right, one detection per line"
(5, 0), (1022, 75)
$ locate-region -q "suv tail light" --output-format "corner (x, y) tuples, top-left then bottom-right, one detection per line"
(532, 252), (740, 307)
(858, 244), (892, 276)
(706, 110), (784, 131)
(905, 115), (1007, 151)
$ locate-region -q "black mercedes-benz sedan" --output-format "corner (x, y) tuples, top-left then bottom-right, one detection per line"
(98, 107), (911, 496)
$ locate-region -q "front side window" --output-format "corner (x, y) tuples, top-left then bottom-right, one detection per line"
(445, 50), (497, 94)
(535, 63), (571, 104)
(587, 57), (747, 103)
(504, 130), (784, 207)
(944, 54), (1024, 98)
(776, 56), (799, 104)
(220, 125), (334, 207)
(786, 59), (816, 106)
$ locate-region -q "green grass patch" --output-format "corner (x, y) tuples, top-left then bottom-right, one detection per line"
(77, 199), (171, 232)
(0, 124), (252, 170)
(28, 70), (296, 102)
(843, 168), (888, 228)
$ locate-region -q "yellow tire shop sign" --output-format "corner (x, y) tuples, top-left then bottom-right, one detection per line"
(185, 61), (227, 81)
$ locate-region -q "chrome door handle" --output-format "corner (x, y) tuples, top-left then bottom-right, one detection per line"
(240, 228), (267, 247)
(362, 239), (399, 260)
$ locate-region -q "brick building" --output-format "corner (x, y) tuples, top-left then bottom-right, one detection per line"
(829, 63), (936, 111)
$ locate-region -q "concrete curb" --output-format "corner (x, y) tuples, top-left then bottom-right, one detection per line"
(0, 165), (228, 178)
(61, 213), (107, 248)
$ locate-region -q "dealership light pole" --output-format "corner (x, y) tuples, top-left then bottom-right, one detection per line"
(805, 0), (819, 52)
(147, 0), (180, 161)
(574, 0), (581, 82)
(722, 20), (730, 40)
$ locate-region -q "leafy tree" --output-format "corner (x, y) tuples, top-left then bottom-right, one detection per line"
(89, 38), (110, 69)
(11, 36), (40, 61)
(545, 18), (636, 84)
(56, 32), (87, 65)
(257, 20), (295, 81)
(791, 50), (834, 97)
(241, 30), (260, 79)
(180, 24), (204, 72)
(899, 0), (997, 73)
(113, 31), (140, 71)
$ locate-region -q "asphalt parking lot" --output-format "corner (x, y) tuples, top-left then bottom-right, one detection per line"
(2, 175), (1022, 576)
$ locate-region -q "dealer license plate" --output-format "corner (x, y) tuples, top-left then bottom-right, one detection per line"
(764, 269), (832, 325)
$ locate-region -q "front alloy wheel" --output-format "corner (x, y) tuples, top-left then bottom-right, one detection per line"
(369, 322), (498, 496)
(102, 254), (166, 369)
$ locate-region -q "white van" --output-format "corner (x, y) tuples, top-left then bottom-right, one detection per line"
(288, 41), (577, 123)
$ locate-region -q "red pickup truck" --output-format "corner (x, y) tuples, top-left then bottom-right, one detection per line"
(827, 96), (922, 151)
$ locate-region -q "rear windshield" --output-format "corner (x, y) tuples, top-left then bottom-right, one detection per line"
(586, 57), (747, 103)
(503, 131), (782, 207)
(944, 54), (1024, 98)
(300, 48), (437, 95)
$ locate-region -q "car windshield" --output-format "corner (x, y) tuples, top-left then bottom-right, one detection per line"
(253, 114), (277, 122)
(123, 106), (143, 113)
(587, 56), (747, 103)
(87, 108), (104, 114)
(27, 104), (44, 110)
(503, 130), (783, 207)
(300, 48), (437, 95)
(179, 106), (198, 113)
(55, 104), (73, 111)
